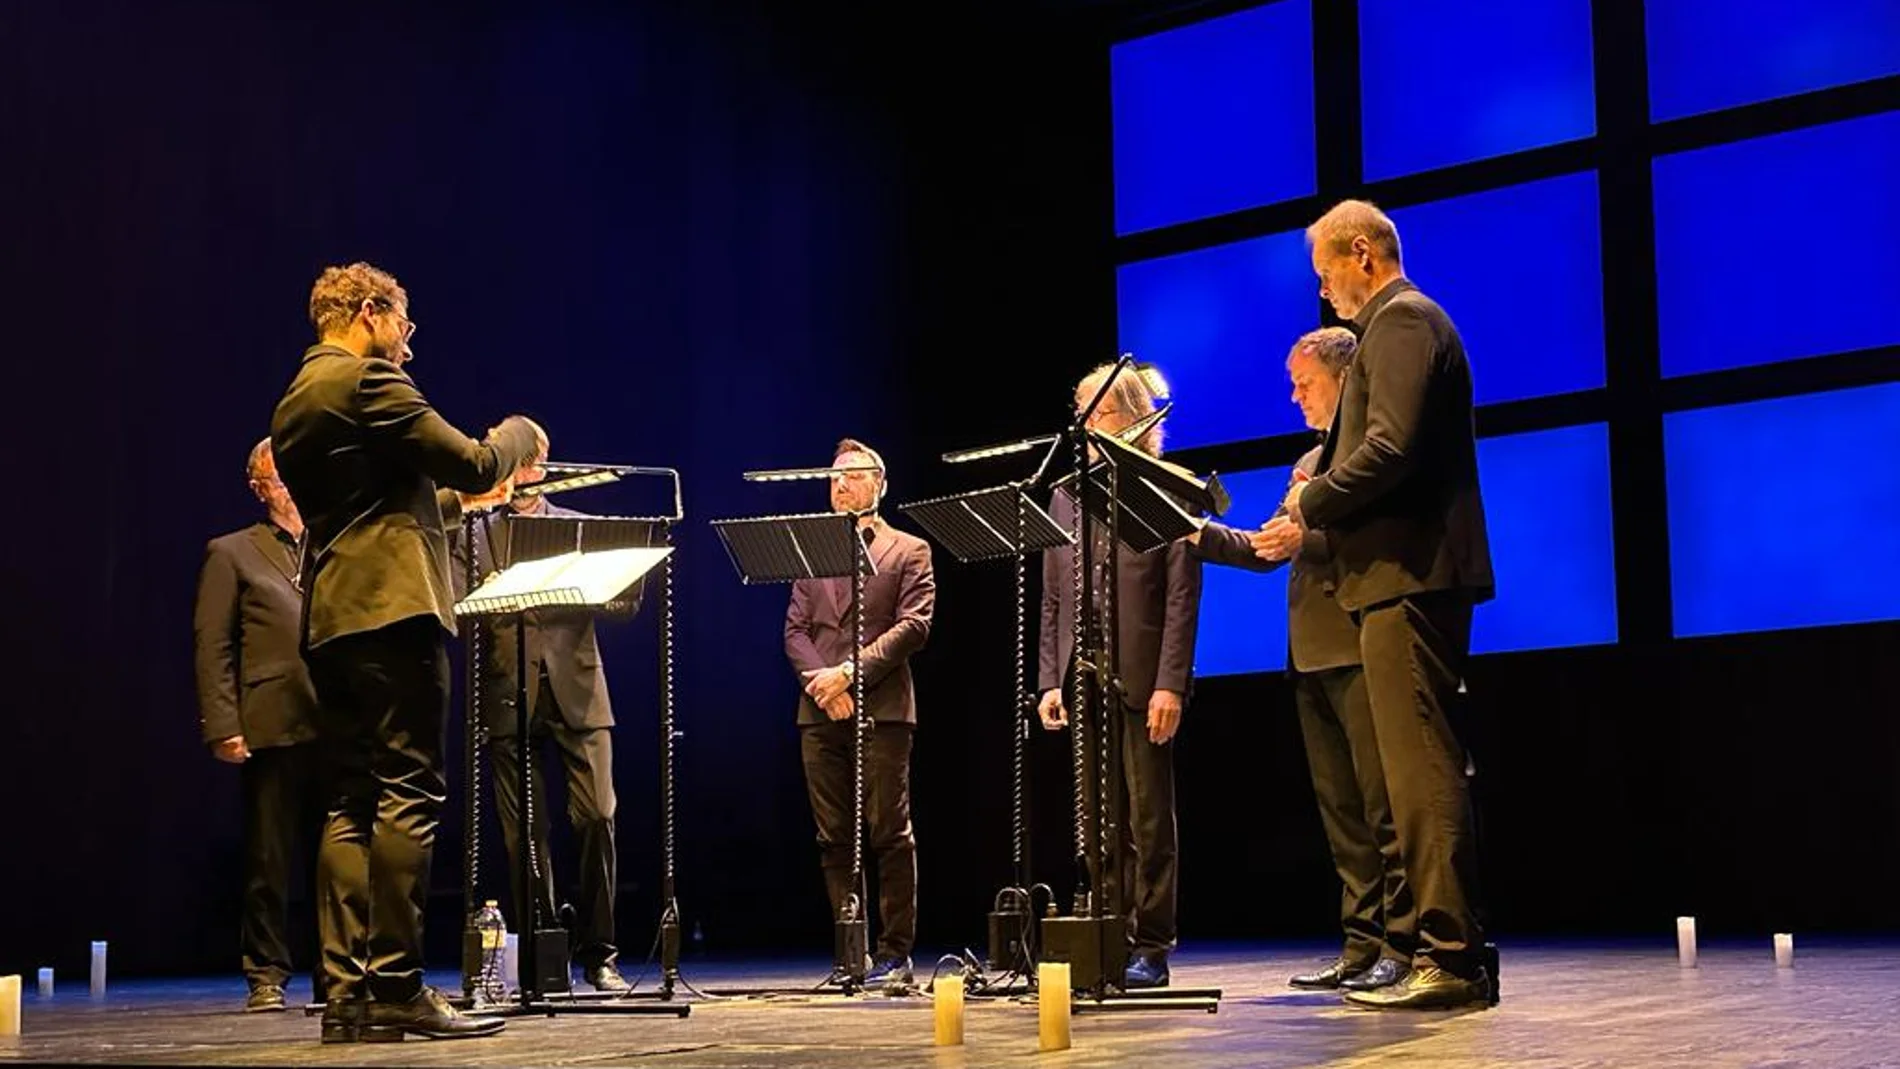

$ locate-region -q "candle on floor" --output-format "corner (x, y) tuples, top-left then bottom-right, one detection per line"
(933, 974), (964, 1046)
(1037, 962), (1071, 1052)
(1773, 933), (1793, 968)
(0, 975), (21, 1037)
(89, 942), (107, 996)
(36, 969), (52, 998)
(1676, 917), (1697, 969)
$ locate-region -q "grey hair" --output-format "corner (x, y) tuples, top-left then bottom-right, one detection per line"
(1289, 326), (1357, 378)
(1306, 199), (1403, 266)
(1078, 362), (1167, 456)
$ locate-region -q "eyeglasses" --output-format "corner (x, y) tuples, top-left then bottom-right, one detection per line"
(366, 297), (417, 338)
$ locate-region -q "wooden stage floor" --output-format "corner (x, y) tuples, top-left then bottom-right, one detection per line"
(6, 940), (1892, 1067)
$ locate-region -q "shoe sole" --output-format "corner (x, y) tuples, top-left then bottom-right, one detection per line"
(245, 1004), (288, 1013)
(360, 1022), (506, 1041)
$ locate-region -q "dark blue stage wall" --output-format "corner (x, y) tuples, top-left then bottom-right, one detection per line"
(0, 0), (1115, 980)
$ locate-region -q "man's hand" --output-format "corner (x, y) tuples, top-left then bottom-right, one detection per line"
(1250, 516), (1304, 563)
(1037, 689), (1069, 731)
(458, 477), (515, 512)
(803, 665), (852, 706)
(1281, 470), (1312, 526)
(820, 691), (855, 721)
(212, 736), (250, 764)
(1146, 689), (1184, 744)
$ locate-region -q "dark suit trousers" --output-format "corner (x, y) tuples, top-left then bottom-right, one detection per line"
(1293, 665), (1413, 967)
(304, 616), (449, 1004)
(1358, 591), (1483, 976)
(800, 719), (917, 959)
(238, 742), (324, 990)
(488, 671), (619, 969)
(1077, 701), (1179, 955)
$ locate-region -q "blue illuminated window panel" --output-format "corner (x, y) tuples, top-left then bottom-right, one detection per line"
(1360, 0), (1596, 181)
(1111, 0), (1317, 235)
(1116, 229), (1318, 450)
(1667, 383), (1900, 638)
(1390, 173), (1606, 405)
(1471, 423), (1619, 654)
(1654, 112), (1900, 378)
(1647, 0), (1900, 121)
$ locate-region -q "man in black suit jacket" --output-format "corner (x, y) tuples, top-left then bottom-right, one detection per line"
(1191, 328), (1414, 994)
(1037, 363), (1203, 989)
(451, 426), (630, 991)
(271, 262), (538, 1042)
(1284, 201), (1495, 1010)
(784, 439), (935, 988)
(193, 438), (324, 1013)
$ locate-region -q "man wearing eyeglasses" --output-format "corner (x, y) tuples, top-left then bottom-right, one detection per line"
(193, 437), (323, 1014)
(784, 439), (936, 991)
(271, 262), (538, 1043)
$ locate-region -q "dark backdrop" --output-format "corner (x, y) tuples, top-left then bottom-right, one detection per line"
(1, 0), (1894, 982)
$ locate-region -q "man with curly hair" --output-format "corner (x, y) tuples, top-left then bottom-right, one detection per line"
(272, 262), (539, 1042)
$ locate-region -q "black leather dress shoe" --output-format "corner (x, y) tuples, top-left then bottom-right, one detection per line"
(1343, 965), (1491, 1011)
(584, 965), (631, 993)
(1288, 958), (1371, 990)
(365, 987), (506, 1040)
(1338, 958), (1410, 992)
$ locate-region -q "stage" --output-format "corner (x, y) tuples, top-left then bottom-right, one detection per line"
(8, 940), (1886, 1067)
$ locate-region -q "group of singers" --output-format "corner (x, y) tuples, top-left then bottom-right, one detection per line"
(191, 198), (1496, 1043)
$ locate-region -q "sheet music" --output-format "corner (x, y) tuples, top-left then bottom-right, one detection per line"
(456, 547), (672, 614)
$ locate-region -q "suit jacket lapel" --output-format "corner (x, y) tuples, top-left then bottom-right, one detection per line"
(246, 524), (300, 586)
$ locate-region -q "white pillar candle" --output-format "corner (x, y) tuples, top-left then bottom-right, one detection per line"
(1037, 963), (1071, 1052)
(0, 975), (20, 1037)
(89, 942), (107, 996)
(35, 969), (52, 998)
(933, 974), (965, 1046)
(1773, 933), (1794, 968)
(1676, 917), (1697, 968)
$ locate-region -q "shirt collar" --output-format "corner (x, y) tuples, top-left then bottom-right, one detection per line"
(1351, 276), (1416, 331)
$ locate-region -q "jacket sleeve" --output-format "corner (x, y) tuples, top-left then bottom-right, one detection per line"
(1037, 499), (1068, 695)
(784, 580), (829, 679)
(1192, 520), (1287, 574)
(1153, 536), (1203, 696)
(1300, 302), (1436, 529)
(858, 540), (936, 688)
(355, 359), (538, 494)
(192, 541), (244, 745)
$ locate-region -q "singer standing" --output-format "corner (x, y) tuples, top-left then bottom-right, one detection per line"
(1037, 363), (1203, 989)
(784, 439), (936, 990)
(1284, 202), (1495, 1010)
(271, 262), (538, 1042)
(192, 438), (325, 1013)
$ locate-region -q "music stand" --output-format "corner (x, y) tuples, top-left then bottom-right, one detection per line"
(895, 480), (1071, 993)
(710, 506), (882, 995)
(452, 463), (692, 1019)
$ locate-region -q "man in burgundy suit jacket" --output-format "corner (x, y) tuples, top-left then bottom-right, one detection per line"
(784, 438), (936, 989)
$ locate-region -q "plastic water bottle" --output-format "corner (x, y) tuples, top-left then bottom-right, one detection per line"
(474, 900), (507, 1004)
